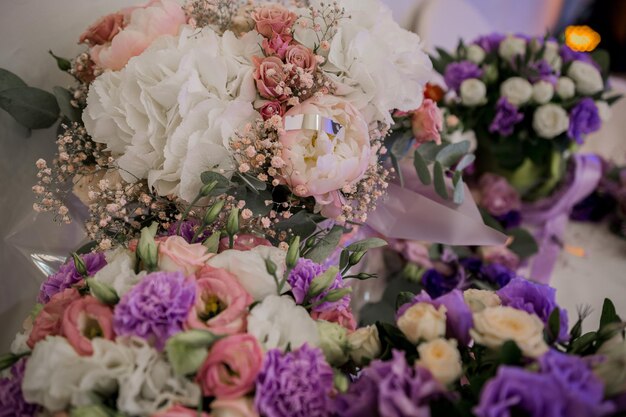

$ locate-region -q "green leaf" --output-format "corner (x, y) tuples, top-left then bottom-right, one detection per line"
(591, 49), (611, 76)
(456, 154), (476, 171)
(396, 291), (415, 311)
(435, 141), (470, 167)
(200, 171), (232, 196)
(413, 150), (432, 185)
(507, 228), (539, 259)
(275, 211), (318, 238)
(345, 237), (388, 252)
(203, 232), (221, 253)
(600, 298), (621, 329)
(165, 330), (221, 376)
(453, 177), (465, 204)
(0, 86), (59, 129)
(500, 340), (522, 365)
(306, 225), (344, 264)
(242, 189), (272, 216)
(0, 68), (27, 92)
(546, 307), (561, 344)
(568, 331), (597, 355)
(309, 267), (340, 298)
(479, 208), (505, 233)
(433, 161), (449, 200)
(86, 278), (120, 305)
(53, 86), (81, 122)
(49, 50), (72, 72)
(235, 172), (267, 194)
(417, 142), (445, 161)
(0, 352), (29, 372)
(605, 94), (623, 106)
(339, 249), (350, 270)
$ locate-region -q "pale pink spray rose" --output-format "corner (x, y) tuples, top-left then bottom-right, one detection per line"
(478, 173), (521, 217)
(196, 334), (264, 399)
(253, 56), (289, 100)
(185, 266), (253, 335)
(262, 35), (291, 59)
(61, 296), (115, 356)
(212, 397), (259, 417)
(28, 288), (82, 348)
(284, 44), (317, 73)
(83, 0), (186, 71)
(158, 235), (213, 276)
(311, 307), (357, 332)
(218, 234), (273, 252)
(151, 405), (211, 417)
(412, 99), (443, 144)
(251, 4), (297, 39)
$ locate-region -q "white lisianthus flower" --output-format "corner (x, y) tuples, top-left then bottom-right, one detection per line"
(542, 40), (561, 71)
(417, 338), (463, 385)
(470, 306), (549, 358)
(596, 101), (612, 122)
(93, 247), (146, 297)
(498, 36), (526, 61)
(500, 77), (533, 106)
(532, 81), (554, 104)
(397, 303), (447, 344)
(463, 289), (501, 313)
(460, 79), (487, 107)
(568, 61), (604, 96)
(556, 77), (576, 99)
(347, 325), (381, 365)
(247, 295), (319, 351)
(316, 320), (350, 366)
(207, 246), (286, 301)
(533, 104), (569, 139)
(467, 44), (486, 64)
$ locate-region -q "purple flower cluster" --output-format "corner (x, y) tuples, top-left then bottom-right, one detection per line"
(0, 359), (38, 417)
(255, 344), (334, 417)
(335, 350), (445, 417)
(444, 60), (483, 92)
(489, 98), (524, 137)
(422, 268), (464, 299)
(568, 98), (601, 144)
(287, 258), (349, 313)
(113, 271), (195, 350)
(528, 59), (557, 84)
(472, 33), (506, 53)
(167, 219), (210, 243)
(38, 252), (107, 304)
(560, 44), (598, 67)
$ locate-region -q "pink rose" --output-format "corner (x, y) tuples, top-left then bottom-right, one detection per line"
(411, 99), (443, 144)
(61, 296), (115, 356)
(28, 288), (82, 348)
(212, 397), (259, 417)
(262, 35), (291, 59)
(151, 405), (210, 417)
(253, 56), (288, 100)
(158, 235), (213, 276)
(312, 307), (357, 332)
(185, 266), (253, 335)
(196, 334), (263, 399)
(87, 0), (186, 71)
(478, 174), (521, 217)
(284, 44), (316, 73)
(481, 246), (520, 270)
(259, 101), (285, 121)
(251, 4), (297, 39)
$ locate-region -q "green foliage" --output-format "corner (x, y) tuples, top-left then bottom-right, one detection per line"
(53, 86), (81, 122)
(506, 228), (539, 259)
(0, 86), (59, 129)
(305, 225), (344, 264)
(433, 161), (449, 200)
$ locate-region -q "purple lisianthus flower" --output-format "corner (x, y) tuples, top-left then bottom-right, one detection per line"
(335, 350), (445, 417)
(422, 268), (464, 299)
(472, 33), (506, 53)
(560, 44), (598, 68)
(255, 344), (334, 417)
(444, 60), (483, 92)
(528, 59), (558, 84)
(113, 271), (195, 350)
(38, 252), (106, 304)
(568, 98), (601, 144)
(0, 359), (38, 417)
(489, 98), (524, 137)
(287, 258), (349, 313)
(571, 191), (616, 222)
(474, 366), (565, 417)
(495, 210), (522, 229)
(479, 174), (522, 217)
(460, 257), (483, 273)
(481, 263), (516, 288)
(167, 219), (209, 243)
(497, 277), (568, 342)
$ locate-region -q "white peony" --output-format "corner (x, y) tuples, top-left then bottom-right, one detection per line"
(556, 77), (576, 99)
(207, 245), (286, 301)
(532, 81), (554, 104)
(247, 295), (319, 351)
(500, 77), (533, 106)
(532, 104), (569, 139)
(460, 79), (487, 106)
(466, 44), (486, 64)
(317, 320), (349, 366)
(348, 325), (381, 365)
(84, 26), (261, 202)
(498, 36), (526, 61)
(397, 302), (447, 344)
(417, 338), (463, 385)
(463, 289), (501, 313)
(596, 100), (612, 122)
(568, 61), (604, 96)
(93, 247), (146, 297)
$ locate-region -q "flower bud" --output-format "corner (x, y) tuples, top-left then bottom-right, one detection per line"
(200, 180), (218, 197)
(308, 267), (339, 298)
(264, 258), (278, 276)
(86, 278), (119, 305)
(348, 250), (366, 266)
(286, 236), (300, 269)
(321, 287), (352, 303)
(317, 320), (349, 366)
(226, 208), (240, 237)
(165, 329), (221, 376)
(333, 369), (350, 393)
(137, 223), (158, 270)
(71, 253), (88, 277)
(204, 200), (226, 225)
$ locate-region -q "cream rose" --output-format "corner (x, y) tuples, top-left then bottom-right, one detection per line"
(470, 306), (549, 358)
(498, 36), (526, 61)
(460, 79), (487, 107)
(348, 325), (381, 365)
(568, 61), (604, 96)
(417, 338), (462, 385)
(532, 81), (554, 104)
(466, 44), (486, 64)
(158, 236), (213, 276)
(500, 77), (533, 106)
(317, 320), (350, 366)
(556, 77), (576, 99)
(532, 104), (569, 139)
(397, 303), (447, 344)
(463, 289), (501, 313)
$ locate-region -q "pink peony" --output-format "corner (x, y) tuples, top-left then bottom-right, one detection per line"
(196, 334), (264, 399)
(151, 405), (210, 417)
(218, 234), (273, 252)
(312, 307), (357, 332)
(253, 56), (288, 100)
(61, 296), (115, 356)
(158, 235), (213, 276)
(284, 44), (317, 73)
(478, 174), (521, 217)
(259, 101), (285, 121)
(85, 0), (186, 71)
(211, 397), (259, 417)
(411, 99), (443, 144)
(251, 4), (297, 39)
(481, 246), (520, 270)
(186, 266), (253, 335)
(28, 288), (82, 348)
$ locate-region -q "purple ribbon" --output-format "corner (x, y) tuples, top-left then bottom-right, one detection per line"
(522, 154), (602, 283)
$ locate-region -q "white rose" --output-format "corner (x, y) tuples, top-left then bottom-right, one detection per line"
(247, 295), (319, 351)
(207, 246), (286, 301)
(556, 77), (576, 99)
(532, 104), (569, 139)
(463, 289), (501, 313)
(596, 100), (612, 122)
(397, 303), (447, 344)
(317, 320), (350, 366)
(498, 36), (526, 61)
(93, 247), (146, 297)
(532, 81), (554, 104)
(348, 325), (381, 365)
(417, 338), (462, 385)
(568, 61), (604, 96)
(467, 44), (486, 64)
(500, 77), (533, 106)
(460, 79), (487, 107)
(470, 306), (549, 358)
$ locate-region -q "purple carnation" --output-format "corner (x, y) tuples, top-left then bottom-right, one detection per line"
(255, 344), (334, 417)
(113, 271), (195, 349)
(38, 252), (107, 304)
(444, 60), (483, 92)
(335, 350), (445, 417)
(472, 33), (506, 53)
(0, 359), (38, 417)
(287, 258), (349, 313)
(497, 277), (568, 342)
(568, 98), (601, 144)
(489, 98), (524, 137)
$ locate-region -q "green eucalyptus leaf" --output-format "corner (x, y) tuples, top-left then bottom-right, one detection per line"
(345, 237), (387, 253)
(435, 141), (470, 167)
(500, 340), (522, 365)
(0, 352), (29, 372)
(235, 172), (267, 194)
(456, 154), (476, 171)
(200, 171), (231, 195)
(306, 225), (344, 264)
(53, 86), (81, 122)
(453, 177), (465, 204)
(396, 291), (415, 311)
(417, 142), (445, 161)
(433, 161), (449, 200)
(0, 86), (60, 129)
(600, 298), (621, 329)
(275, 211), (318, 238)
(0, 68), (27, 92)
(49, 50), (72, 72)
(413, 150), (432, 185)
(507, 228), (539, 259)
(242, 189), (272, 216)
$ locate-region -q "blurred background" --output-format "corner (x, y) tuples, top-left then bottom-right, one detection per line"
(0, 0), (625, 350)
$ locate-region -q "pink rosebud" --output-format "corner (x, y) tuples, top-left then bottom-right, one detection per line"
(28, 288), (82, 349)
(284, 44), (317, 73)
(218, 234), (273, 252)
(478, 174), (521, 217)
(158, 235), (213, 276)
(151, 405), (210, 417)
(251, 4), (297, 39)
(196, 334), (264, 399)
(253, 56), (289, 100)
(411, 99), (443, 144)
(312, 307), (357, 331)
(259, 101), (285, 120)
(61, 296), (115, 356)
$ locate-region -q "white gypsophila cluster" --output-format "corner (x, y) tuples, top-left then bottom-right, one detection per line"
(84, 26), (262, 202)
(293, 0), (432, 126)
